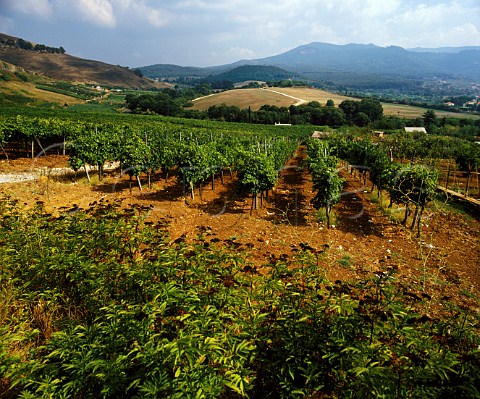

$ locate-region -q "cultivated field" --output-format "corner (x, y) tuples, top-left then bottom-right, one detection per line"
(190, 87), (480, 119)
(1, 139), (479, 397)
(1, 150), (478, 301)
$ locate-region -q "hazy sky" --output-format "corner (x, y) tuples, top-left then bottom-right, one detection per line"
(1, 0), (479, 68)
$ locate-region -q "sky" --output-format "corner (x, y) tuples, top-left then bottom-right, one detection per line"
(0, 0), (479, 68)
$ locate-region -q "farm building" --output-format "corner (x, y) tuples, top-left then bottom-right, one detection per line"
(311, 131), (330, 139)
(404, 127), (427, 134)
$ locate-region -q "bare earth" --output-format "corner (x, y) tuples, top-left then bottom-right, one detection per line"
(0, 149), (479, 315)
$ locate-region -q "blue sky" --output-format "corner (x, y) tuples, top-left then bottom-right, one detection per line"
(0, 0), (479, 68)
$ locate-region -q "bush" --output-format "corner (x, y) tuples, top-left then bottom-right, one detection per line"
(0, 200), (478, 398)
(14, 71), (28, 82)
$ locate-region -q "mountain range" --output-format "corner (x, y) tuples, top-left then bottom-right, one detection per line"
(1, 32), (479, 92)
(139, 42), (480, 88)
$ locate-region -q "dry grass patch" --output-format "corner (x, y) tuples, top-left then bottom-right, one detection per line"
(0, 80), (84, 105)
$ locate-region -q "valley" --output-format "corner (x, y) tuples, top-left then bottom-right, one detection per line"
(0, 32), (479, 399)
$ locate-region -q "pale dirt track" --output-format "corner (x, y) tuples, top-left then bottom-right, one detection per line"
(260, 88), (307, 106)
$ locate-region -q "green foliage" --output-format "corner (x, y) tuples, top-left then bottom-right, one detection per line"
(382, 131), (480, 164)
(8, 37), (65, 53)
(13, 72), (28, 82)
(125, 92), (184, 116)
(237, 152), (278, 196)
(0, 72), (13, 81)
(330, 136), (439, 234)
(339, 98), (383, 126)
(68, 124), (117, 179)
(36, 82), (103, 100)
(0, 201), (479, 398)
(454, 140), (480, 172)
(202, 65), (298, 85)
(390, 164), (439, 208)
(306, 139), (344, 227)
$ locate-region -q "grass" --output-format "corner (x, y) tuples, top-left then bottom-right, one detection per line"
(0, 80), (84, 106)
(431, 194), (479, 221)
(190, 88), (295, 111)
(337, 253), (354, 268)
(315, 207), (337, 226)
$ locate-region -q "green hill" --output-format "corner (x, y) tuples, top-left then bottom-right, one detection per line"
(0, 33), (164, 88)
(201, 65), (300, 84)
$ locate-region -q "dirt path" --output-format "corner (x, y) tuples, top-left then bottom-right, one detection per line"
(261, 88), (307, 106)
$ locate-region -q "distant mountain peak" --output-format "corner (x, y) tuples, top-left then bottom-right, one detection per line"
(138, 41), (480, 86)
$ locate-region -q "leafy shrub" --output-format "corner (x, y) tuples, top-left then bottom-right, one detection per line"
(13, 71), (28, 82)
(1, 73), (12, 81)
(0, 199), (478, 398)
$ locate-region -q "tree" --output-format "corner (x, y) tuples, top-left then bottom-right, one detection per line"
(389, 165), (438, 236)
(237, 153), (278, 211)
(319, 107), (346, 127)
(125, 93), (183, 117)
(306, 140), (344, 228)
(339, 100), (359, 124)
(17, 38), (33, 50)
(357, 98), (383, 122)
(454, 141), (480, 196)
(422, 110), (437, 133)
(133, 68), (144, 78)
(354, 112), (371, 127)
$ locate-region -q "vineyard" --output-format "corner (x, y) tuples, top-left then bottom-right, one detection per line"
(0, 111), (479, 398)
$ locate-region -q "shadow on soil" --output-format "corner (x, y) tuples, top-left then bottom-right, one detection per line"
(269, 165), (311, 227)
(194, 178), (250, 216)
(92, 173), (186, 202)
(334, 174), (389, 238)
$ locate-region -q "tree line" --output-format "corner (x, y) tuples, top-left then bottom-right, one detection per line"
(1, 36), (66, 54)
(124, 89), (480, 140)
(125, 91), (385, 128)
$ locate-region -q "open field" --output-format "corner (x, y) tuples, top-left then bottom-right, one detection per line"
(190, 87), (480, 119)
(380, 102), (479, 119)
(0, 80), (84, 106)
(190, 87), (350, 111)
(191, 88), (297, 110)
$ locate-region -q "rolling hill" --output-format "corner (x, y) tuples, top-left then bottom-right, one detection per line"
(0, 33), (164, 88)
(140, 42), (480, 92)
(202, 65), (301, 84)
(0, 60), (85, 106)
(190, 87), (479, 119)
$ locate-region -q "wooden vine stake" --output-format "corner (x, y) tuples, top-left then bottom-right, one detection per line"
(445, 163), (451, 189)
(84, 165), (91, 182)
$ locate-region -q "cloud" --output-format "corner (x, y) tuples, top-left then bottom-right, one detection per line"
(226, 46), (256, 60)
(308, 23), (343, 44)
(385, 0), (480, 47)
(6, 0), (53, 18)
(0, 15), (14, 32)
(76, 0), (116, 28)
(112, 0), (170, 27)
(1, 0), (478, 67)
